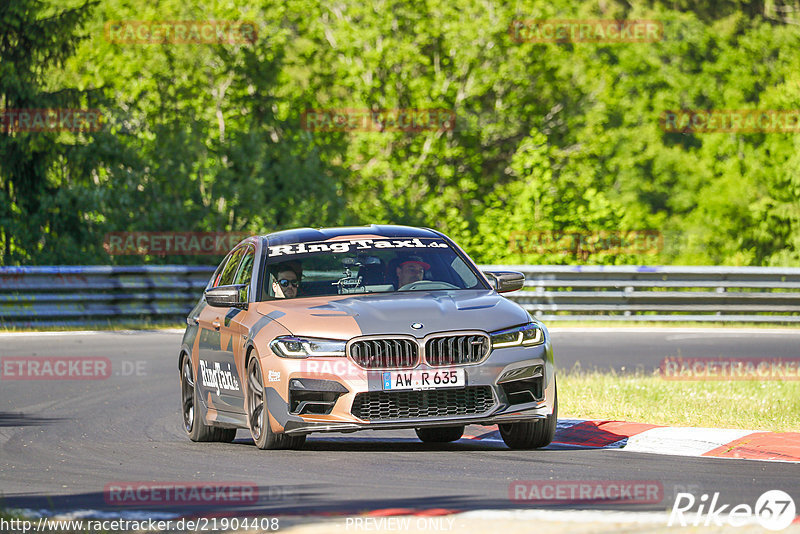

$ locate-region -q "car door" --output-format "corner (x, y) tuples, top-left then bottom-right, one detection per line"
(197, 246), (246, 413)
(218, 243), (256, 413)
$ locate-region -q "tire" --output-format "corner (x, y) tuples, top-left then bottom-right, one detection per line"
(415, 425), (465, 443)
(180, 353), (237, 443)
(499, 382), (558, 450)
(246, 354), (306, 450)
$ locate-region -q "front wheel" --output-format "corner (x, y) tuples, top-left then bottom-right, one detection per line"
(415, 425), (465, 443)
(180, 353), (236, 443)
(246, 355), (305, 450)
(499, 383), (558, 450)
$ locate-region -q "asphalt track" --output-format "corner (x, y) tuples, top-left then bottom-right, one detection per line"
(0, 329), (798, 520)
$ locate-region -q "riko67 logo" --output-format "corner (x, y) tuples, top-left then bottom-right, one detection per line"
(669, 489), (796, 530)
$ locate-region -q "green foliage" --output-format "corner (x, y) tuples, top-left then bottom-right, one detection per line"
(1, 0), (799, 266)
(0, 0), (102, 263)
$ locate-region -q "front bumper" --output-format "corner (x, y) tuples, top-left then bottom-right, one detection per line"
(262, 339), (556, 435)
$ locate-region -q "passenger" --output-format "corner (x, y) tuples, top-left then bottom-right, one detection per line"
(271, 260), (302, 299)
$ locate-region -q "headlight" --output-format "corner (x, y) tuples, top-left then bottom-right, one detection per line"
(490, 323), (544, 348)
(270, 336), (347, 358)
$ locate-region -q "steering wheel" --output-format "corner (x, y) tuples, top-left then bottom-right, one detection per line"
(397, 280), (460, 291)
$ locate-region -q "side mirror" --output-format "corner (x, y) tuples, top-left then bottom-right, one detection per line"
(205, 284), (248, 309)
(484, 271), (525, 293)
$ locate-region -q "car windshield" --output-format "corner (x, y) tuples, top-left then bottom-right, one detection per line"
(259, 236), (488, 300)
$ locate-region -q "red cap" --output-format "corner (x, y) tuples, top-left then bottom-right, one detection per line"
(398, 256), (430, 270)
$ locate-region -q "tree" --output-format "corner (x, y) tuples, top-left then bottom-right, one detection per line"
(0, 0), (103, 264)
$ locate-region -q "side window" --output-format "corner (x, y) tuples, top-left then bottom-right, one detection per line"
(233, 246), (255, 287)
(211, 254), (232, 288)
(217, 247), (245, 287)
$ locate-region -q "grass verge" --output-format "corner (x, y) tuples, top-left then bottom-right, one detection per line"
(559, 368), (800, 432)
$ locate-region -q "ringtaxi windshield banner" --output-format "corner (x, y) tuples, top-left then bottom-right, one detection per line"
(267, 238), (449, 257)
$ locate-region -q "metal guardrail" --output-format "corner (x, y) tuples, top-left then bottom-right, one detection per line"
(0, 266), (214, 328)
(1, 265), (800, 327)
(487, 265), (800, 323)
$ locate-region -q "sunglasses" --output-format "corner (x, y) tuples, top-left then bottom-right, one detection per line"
(278, 279), (299, 288)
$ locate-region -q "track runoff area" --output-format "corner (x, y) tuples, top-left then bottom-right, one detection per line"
(0, 328), (798, 533)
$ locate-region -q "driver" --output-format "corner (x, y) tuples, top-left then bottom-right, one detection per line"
(396, 256), (430, 288)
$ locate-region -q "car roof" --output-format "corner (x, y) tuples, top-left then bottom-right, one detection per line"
(260, 225), (442, 246)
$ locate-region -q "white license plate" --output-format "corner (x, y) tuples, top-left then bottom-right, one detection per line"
(382, 369), (465, 391)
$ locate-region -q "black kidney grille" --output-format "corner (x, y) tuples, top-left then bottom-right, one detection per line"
(425, 334), (489, 366)
(349, 338), (418, 369)
(351, 386), (495, 421)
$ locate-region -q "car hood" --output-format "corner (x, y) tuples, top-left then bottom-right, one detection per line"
(254, 290), (531, 338)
